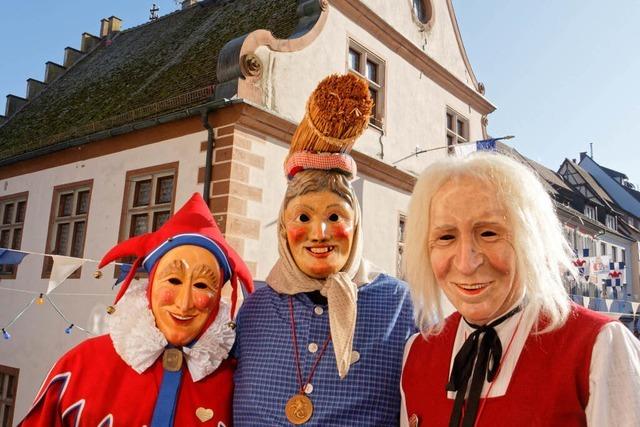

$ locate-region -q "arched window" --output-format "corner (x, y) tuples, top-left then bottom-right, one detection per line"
(412, 0), (433, 25)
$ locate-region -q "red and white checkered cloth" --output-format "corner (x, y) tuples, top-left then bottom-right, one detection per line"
(285, 151), (357, 179)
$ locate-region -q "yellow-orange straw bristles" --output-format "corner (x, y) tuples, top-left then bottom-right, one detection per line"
(289, 74), (374, 154)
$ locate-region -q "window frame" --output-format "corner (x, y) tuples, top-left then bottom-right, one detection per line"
(0, 364), (19, 427)
(115, 163), (178, 277)
(396, 213), (407, 278)
(42, 181), (93, 279)
(410, 0), (434, 28)
(346, 38), (386, 130)
(584, 204), (597, 220)
(446, 107), (469, 154)
(0, 192), (28, 279)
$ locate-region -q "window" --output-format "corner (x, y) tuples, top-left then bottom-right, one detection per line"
(411, 0), (433, 25)
(446, 108), (469, 154)
(116, 164), (177, 277)
(600, 242), (607, 256)
(605, 214), (617, 230)
(397, 214), (406, 278)
(122, 166), (176, 240)
(612, 246), (618, 263)
(0, 193), (27, 278)
(347, 40), (385, 129)
(621, 249), (626, 264)
(43, 182), (92, 278)
(584, 204), (596, 220)
(0, 365), (19, 427)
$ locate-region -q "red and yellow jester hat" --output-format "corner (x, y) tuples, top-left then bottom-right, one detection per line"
(98, 192), (253, 318)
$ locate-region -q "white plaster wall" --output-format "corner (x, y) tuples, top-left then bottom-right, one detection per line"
(237, 129), (290, 280)
(256, 3), (485, 178)
(359, 177), (412, 275)
(360, 0), (474, 86)
(0, 129), (207, 422)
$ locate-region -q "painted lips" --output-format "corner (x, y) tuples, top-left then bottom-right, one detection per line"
(454, 282), (492, 295)
(305, 246), (335, 257)
(169, 312), (196, 322)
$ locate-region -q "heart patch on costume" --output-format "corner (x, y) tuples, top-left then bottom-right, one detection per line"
(196, 407), (214, 422)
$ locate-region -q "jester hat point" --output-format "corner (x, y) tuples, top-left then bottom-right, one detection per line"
(99, 192), (253, 317)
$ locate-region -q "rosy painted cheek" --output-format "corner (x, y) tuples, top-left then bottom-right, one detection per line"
(287, 226), (307, 244)
(158, 288), (176, 305)
(331, 224), (352, 240)
(193, 292), (214, 310)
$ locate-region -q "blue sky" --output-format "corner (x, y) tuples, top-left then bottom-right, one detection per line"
(452, 0), (640, 185)
(1, 1), (638, 184)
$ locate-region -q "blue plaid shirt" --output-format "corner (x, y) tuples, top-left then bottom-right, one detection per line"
(233, 274), (416, 426)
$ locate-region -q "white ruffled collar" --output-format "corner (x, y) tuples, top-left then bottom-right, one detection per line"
(107, 281), (235, 382)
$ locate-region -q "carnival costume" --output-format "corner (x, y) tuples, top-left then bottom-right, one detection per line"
(233, 74), (416, 426)
(20, 193), (253, 426)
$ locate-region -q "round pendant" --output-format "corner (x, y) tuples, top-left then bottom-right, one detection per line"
(285, 393), (313, 425)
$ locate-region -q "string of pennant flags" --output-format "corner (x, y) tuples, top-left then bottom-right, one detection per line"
(0, 247), (138, 340)
(1, 246), (639, 340)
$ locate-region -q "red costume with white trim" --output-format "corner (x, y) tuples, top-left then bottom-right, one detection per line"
(20, 335), (234, 427)
(402, 305), (611, 426)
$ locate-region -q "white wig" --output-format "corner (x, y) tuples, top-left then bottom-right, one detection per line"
(404, 152), (575, 334)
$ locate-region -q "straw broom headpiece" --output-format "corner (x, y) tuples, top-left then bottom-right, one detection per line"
(289, 73), (374, 155)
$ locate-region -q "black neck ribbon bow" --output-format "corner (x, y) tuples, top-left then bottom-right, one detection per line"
(446, 305), (522, 427)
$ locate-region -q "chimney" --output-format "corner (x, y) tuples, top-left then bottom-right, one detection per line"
(64, 47), (83, 67)
(108, 16), (122, 33)
(100, 18), (109, 37)
(101, 16), (122, 37)
(26, 78), (46, 100)
(5, 95), (27, 117)
(44, 61), (66, 84)
(579, 151), (587, 162)
(181, 0), (198, 9)
(81, 32), (101, 52)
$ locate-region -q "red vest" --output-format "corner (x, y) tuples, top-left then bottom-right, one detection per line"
(402, 305), (611, 427)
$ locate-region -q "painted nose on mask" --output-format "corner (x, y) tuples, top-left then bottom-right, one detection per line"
(174, 283), (195, 311)
(309, 220), (328, 240)
(454, 237), (483, 274)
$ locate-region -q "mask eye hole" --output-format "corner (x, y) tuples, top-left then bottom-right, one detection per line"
(299, 213), (310, 222)
(329, 213), (340, 222)
(480, 230), (498, 238)
(194, 282), (209, 290)
(168, 277), (182, 285)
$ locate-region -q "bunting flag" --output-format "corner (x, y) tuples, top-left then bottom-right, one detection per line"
(632, 302), (639, 315)
(588, 255), (611, 285)
(608, 262), (626, 286)
(605, 298), (613, 312)
(453, 138), (497, 157)
(583, 296), (590, 309)
(572, 256), (588, 277)
(0, 248), (29, 265)
(47, 256), (87, 294)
